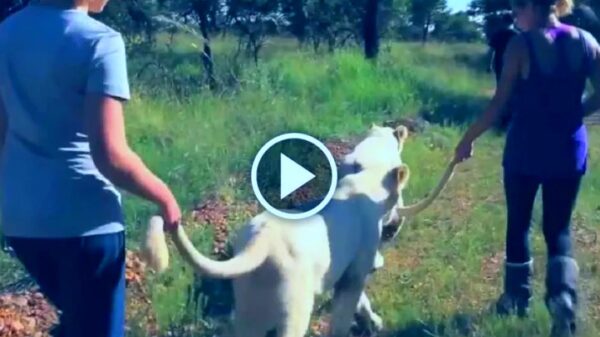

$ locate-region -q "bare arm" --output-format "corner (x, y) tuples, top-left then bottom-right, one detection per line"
(487, 48), (495, 73)
(84, 95), (181, 229)
(459, 36), (523, 144)
(583, 34), (600, 117)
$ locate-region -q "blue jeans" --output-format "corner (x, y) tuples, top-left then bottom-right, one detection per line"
(6, 232), (126, 337)
(504, 171), (582, 264)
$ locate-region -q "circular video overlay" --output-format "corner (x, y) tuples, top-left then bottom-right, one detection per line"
(251, 133), (338, 220)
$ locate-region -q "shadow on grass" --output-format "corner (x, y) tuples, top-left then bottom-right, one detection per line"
(189, 277), (516, 337)
(381, 304), (503, 337)
(381, 315), (473, 337)
(452, 53), (490, 74)
(409, 57), (515, 135)
(383, 313), (476, 337)
(410, 77), (509, 134)
(418, 91), (489, 127)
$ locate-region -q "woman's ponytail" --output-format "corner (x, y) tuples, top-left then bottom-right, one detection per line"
(554, 0), (574, 17)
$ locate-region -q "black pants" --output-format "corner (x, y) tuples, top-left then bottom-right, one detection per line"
(6, 232), (126, 337)
(504, 171), (582, 264)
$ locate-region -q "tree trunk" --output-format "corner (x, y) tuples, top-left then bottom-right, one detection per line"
(291, 0), (308, 44)
(364, 0), (380, 59)
(194, 2), (216, 90)
(421, 12), (431, 45)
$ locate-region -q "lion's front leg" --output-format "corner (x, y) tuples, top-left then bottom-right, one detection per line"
(354, 291), (383, 333)
(328, 268), (368, 337)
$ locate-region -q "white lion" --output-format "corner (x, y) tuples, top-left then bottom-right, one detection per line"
(142, 125), (457, 337)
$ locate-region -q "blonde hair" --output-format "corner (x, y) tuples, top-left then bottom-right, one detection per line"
(553, 0), (574, 17)
(515, 0), (574, 17)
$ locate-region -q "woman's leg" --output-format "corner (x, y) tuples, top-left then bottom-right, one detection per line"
(541, 175), (581, 259)
(59, 232), (126, 337)
(6, 237), (64, 308)
(6, 237), (69, 337)
(542, 175), (582, 336)
(504, 172), (539, 263)
(496, 171), (540, 317)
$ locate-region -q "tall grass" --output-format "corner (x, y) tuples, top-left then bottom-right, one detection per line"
(2, 36), (599, 337)
(116, 39), (498, 334)
(123, 37), (492, 231)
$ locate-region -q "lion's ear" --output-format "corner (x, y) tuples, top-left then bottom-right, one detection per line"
(395, 164), (410, 188)
(395, 125), (409, 142)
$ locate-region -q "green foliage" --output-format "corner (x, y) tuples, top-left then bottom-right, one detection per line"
(468, 0), (510, 16)
(433, 11), (483, 42)
(410, 0), (448, 26)
(0, 0), (488, 63)
(95, 0), (157, 52)
(1, 28), (600, 336)
(121, 40), (493, 331)
(467, 0), (511, 38)
(409, 0), (448, 42)
(121, 39), (598, 336)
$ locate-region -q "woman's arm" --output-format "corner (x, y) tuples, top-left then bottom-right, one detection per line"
(487, 48), (495, 73)
(83, 32), (180, 229)
(458, 35), (523, 146)
(583, 33), (600, 117)
(84, 94), (181, 229)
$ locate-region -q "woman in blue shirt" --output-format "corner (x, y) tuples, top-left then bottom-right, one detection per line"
(454, 0), (600, 335)
(0, 1), (182, 336)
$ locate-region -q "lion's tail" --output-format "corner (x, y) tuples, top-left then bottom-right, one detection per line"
(395, 159), (457, 217)
(141, 216), (269, 279)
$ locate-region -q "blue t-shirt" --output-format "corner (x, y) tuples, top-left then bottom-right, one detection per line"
(0, 4), (130, 238)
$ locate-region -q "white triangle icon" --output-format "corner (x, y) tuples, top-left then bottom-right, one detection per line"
(280, 154), (316, 199)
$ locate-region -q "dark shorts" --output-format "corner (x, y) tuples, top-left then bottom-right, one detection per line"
(5, 232), (126, 337)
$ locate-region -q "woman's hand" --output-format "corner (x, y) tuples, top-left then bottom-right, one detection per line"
(454, 138), (474, 163)
(159, 193), (182, 232)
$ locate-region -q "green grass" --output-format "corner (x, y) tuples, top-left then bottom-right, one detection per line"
(1, 36), (599, 337)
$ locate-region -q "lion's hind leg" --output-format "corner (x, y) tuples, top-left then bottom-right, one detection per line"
(276, 269), (316, 337)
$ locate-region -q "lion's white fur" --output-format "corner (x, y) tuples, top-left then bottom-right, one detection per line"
(339, 124), (408, 178)
(142, 125), (455, 337)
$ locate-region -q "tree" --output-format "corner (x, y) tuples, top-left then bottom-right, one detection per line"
(304, 0), (363, 52)
(432, 11), (482, 42)
(157, 0), (222, 89)
(467, 0), (510, 39)
(226, 0), (288, 64)
(281, 0), (309, 43)
(95, 0), (158, 54)
(191, 0), (220, 88)
(409, 0), (447, 44)
(387, 0), (414, 39)
(363, 0), (380, 59)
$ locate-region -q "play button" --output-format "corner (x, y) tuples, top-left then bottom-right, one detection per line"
(280, 154), (315, 199)
(251, 133), (338, 220)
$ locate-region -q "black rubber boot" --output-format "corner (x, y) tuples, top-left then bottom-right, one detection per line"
(496, 260), (533, 318)
(545, 256), (579, 337)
